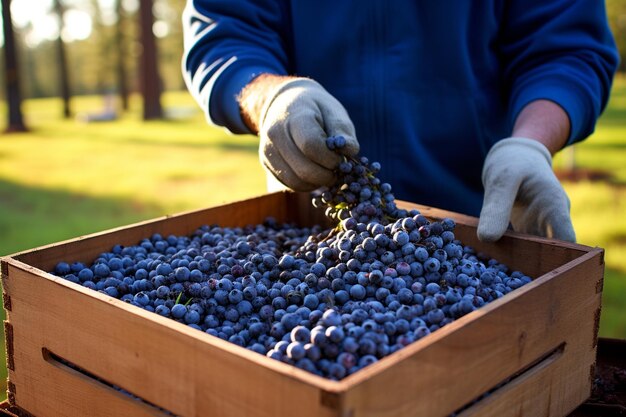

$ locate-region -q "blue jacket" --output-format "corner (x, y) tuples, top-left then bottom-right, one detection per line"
(182, 0), (618, 216)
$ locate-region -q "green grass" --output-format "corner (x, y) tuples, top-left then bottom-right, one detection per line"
(553, 76), (626, 339)
(0, 80), (625, 399)
(0, 93), (267, 255)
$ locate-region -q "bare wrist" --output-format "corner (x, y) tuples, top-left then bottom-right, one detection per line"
(511, 99), (570, 155)
(238, 73), (295, 134)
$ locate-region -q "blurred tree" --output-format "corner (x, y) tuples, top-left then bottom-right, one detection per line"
(90, 0), (114, 95)
(154, 0), (186, 91)
(20, 22), (46, 99)
(53, 0), (72, 118)
(1, 0), (28, 132)
(139, 0), (163, 120)
(115, 0), (129, 110)
(3, 0), (188, 101)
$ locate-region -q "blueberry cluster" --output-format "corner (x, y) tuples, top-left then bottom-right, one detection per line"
(53, 215), (529, 380)
(312, 135), (409, 228)
(52, 141), (531, 380)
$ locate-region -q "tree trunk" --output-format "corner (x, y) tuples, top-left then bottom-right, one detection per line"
(139, 0), (162, 120)
(53, 0), (71, 118)
(115, 0), (129, 111)
(2, 0), (28, 132)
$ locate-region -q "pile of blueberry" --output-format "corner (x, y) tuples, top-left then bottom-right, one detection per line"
(52, 138), (531, 380)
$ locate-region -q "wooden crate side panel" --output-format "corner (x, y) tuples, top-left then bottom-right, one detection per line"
(7, 354), (171, 417)
(3, 195), (602, 417)
(398, 202), (589, 279)
(340, 250), (603, 417)
(3, 264), (339, 417)
(457, 343), (589, 417)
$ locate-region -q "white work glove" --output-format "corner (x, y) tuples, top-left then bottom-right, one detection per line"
(477, 137), (576, 242)
(258, 78), (359, 191)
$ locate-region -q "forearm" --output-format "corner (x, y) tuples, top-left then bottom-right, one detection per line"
(238, 73), (296, 134)
(182, 1), (290, 134)
(511, 100), (570, 155)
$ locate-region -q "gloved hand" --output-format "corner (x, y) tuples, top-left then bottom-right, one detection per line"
(477, 137), (576, 242)
(258, 78), (359, 191)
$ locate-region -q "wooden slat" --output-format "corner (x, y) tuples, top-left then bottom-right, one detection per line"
(3, 262), (340, 417)
(9, 351), (170, 417)
(336, 248), (603, 416)
(2, 194), (604, 416)
(457, 343), (571, 417)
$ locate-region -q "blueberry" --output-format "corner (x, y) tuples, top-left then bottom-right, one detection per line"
(94, 263), (110, 278)
(104, 286), (119, 297)
(349, 284), (366, 300)
(228, 289), (243, 304)
(321, 309), (342, 327)
(337, 352), (357, 370)
(325, 326), (345, 343)
(281, 313), (300, 331)
(174, 267), (190, 282)
(184, 310), (200, 325)
(427, 308), (445, 324)
(171, 304), (187, 319)
(286, 342), (306, 360)
(291, 326), (311, 343)
(133, 292), (150, 306)
(328, 363), (346, 380)
(78, 268), (94, 282)
(423, 258), (440, 273)
(156, 285), (170, 299)
(360, 355), (379, 369)
(414, 247), (429, 262)
(155, 305), (170, 316)
(54, 262), (71, 275)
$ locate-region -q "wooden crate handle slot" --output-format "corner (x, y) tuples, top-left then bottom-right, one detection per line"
(4, 322), (15, 372)
(41, 348), (176, 416)
(454, 342), (567, 416)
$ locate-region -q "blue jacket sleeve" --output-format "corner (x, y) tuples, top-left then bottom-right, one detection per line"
(182, 0), (290, 134)
(500, 0), (619, 145)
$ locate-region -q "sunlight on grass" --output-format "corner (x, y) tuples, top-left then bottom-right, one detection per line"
(600, 268), (626, 338)
(0, 92), (268, 257)
(552, 75), (626, 340)
(564, 181), (626, 271)
(554, 75), (626, 275)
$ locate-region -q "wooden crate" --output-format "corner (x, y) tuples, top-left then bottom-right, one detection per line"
(1, 192), (604, 417)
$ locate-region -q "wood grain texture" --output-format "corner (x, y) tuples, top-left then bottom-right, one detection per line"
(3, 262), (341, 417)
(337, 249), (603, 417)
(1, 192), (605, 417)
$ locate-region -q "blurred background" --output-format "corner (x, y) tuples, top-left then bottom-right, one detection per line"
(0, 0), (624, 398)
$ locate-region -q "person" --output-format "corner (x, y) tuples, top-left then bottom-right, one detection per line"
(181, 1), (619, 242)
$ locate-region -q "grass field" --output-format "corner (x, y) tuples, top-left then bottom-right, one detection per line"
(0, 80), (625, 398)
(553, 76), (626, 337)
